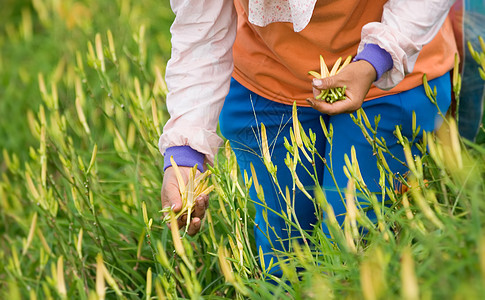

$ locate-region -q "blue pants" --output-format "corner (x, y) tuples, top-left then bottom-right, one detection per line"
(458, 4), (485, 140)
(219, 74), (451, 275)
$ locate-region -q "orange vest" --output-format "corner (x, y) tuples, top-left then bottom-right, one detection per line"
(233, 0), (458, 107)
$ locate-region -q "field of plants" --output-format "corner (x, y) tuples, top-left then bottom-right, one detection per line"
(1, 0), (485, 299)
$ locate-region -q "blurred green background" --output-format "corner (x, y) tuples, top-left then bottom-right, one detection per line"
(0, 0), (174, 160)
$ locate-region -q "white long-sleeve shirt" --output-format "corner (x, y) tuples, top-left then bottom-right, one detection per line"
(160, 0), (457, 165)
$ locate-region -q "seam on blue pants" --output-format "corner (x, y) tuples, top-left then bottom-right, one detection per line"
(219, 74), (451, 276)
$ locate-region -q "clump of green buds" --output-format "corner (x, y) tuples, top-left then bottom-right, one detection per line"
(309, 55), (352, 103)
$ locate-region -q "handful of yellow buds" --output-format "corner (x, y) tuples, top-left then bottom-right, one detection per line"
(161, 157), (214, 232)
(309, 55), (352, 103)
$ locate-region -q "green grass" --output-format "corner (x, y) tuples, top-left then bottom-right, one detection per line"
(0, 0), (174, 160)
(1, 1), (485, 299)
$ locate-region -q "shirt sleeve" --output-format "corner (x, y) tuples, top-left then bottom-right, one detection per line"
(359, 0), (458, 90)
(158, 0), (237, 165)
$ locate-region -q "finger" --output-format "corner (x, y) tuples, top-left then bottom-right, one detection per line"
(313, 75), (341, 90)
(204, 196), (209, 209)
(178, 213), (188, 229)
(161, 170), (183, 214)
(167, 188), (183, 213)
(192, 195), (209, 219)
(187, 217), (202, 236)
(161, 187), (182, 213)
(312, 86), (322, 99)
(307, 97), (357, 115)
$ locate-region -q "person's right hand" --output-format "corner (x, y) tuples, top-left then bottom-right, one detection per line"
(308, 60), (377, 115)
(161, 166), (209, 236)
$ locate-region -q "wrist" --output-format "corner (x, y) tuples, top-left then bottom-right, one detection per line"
(355, 60), (378, 83)
(354, 44), (393, 81)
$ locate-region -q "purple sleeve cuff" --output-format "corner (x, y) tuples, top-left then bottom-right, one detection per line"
(164, 146), (205, 173)
(354, 44), (393, 81)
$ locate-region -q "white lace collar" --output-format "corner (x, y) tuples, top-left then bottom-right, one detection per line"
(248, 0), (318, 32)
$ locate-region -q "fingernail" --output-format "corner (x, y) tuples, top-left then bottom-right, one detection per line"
(306, 98), (314, 106)
(171, 204), (176, 210)
(313, 79), (323, 86)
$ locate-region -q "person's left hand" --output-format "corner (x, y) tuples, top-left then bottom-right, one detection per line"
(161, 166), (209, 236)
(307, 60), (377, 115)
